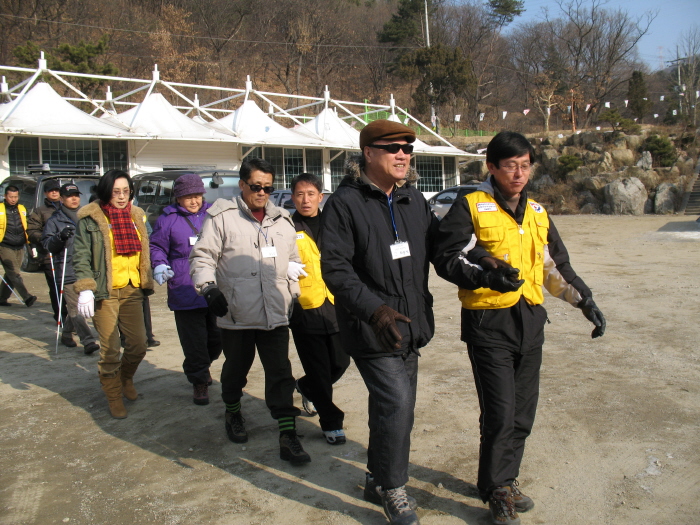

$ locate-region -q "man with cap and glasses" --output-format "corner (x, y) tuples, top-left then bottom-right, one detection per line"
(319, 120), (438, 525)
(42, 183), (100, 355)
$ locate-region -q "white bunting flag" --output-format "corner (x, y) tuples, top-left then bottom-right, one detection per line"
(567, 105), (571, 113)
(672, 109), (677, 115)
(660, 95), (664, 101)
(604, 102), (610, 108)
(547, 107), (551, 115)
(523, 109), (530, 115)
(654, 114), (659, 118)
(624, 100), (629, 107)
(634, 118), (638, 122)
(697, 91), (700, 98)
(454, 114), (461, 122)
(585, 104), (591, 112)
(502, 111), (507, 120)
(479, 113), (485, 122)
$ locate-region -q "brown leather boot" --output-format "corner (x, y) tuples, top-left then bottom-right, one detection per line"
(120, 359), (141, 401)
(100, 374), (127, 419)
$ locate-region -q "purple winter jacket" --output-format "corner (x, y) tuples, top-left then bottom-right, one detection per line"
(150, 202), (211, 310)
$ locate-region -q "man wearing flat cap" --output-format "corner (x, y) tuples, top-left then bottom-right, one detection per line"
(320, 119), (438, 525)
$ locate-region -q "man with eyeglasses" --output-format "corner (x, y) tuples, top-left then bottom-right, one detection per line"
(190, 157), (311, 465)
(434, 131), (605, 525)
(320, 120), (438, 525)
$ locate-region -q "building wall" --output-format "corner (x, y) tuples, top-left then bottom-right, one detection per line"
(128, 139), (239, 174)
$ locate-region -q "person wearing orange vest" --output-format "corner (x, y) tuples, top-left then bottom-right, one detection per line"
(289, 173), (349, 446)
(0, 185), (37, 307)
(434, 132), (605, 525)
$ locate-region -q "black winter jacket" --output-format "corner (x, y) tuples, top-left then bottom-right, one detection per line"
(319, 154), (438, 358)
(26, 198), (61, 265)
(42, 207), (79, 285)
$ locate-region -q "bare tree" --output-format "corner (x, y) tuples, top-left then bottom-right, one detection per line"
(675, 25), (700, 126)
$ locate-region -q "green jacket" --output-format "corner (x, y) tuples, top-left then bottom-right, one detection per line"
(73, 201), (154, 301)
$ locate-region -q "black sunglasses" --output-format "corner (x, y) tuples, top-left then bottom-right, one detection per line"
(368, 143), (414, 154)
(244, 182), (275, 194)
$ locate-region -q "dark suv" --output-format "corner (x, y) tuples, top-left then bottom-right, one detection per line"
(131, 169), (240, 226)
(428, 184), (480, 220)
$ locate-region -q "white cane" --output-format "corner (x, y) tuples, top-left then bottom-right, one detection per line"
(0, 273), (25, 305)
(54, 247), (68, 354)
(49, 253), (61, 319)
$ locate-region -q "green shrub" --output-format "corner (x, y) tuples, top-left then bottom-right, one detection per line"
(619, 118), (641, 135)
(558, 154), (583, 175)
(642, 135), (676, 167)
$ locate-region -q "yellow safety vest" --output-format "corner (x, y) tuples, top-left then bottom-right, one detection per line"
(458, 191), (549, 309)
(295, 230), (334, 310)
(0, 203), (28, 243)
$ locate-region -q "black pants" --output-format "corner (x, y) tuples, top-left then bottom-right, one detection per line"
(220, 327), (300, 420)
(174, 307), (222, 385)
(468, 342), (542, 502)
(354, 352), (418, 490)
(292, 330), (349, 431)
(43, 267), (65, 322)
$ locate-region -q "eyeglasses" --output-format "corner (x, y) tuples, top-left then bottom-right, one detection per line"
(499, 163), (532, 173)
(244, 182), (275, 194)
(368, 143), (414, 154)
(112, 189), (131, 197)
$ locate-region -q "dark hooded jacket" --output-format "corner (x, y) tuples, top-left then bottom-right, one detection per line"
(319, 153), (439, 358)
(42, 206), (79, 284)
(26, 197), (62, 265)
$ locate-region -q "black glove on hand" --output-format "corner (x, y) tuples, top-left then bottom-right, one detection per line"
(203, 287), (229, 318)
(59, 226), (75, 241)
(578, 297), (606, 338)
(369, 304), (411, 352)
(477, 256), (524, 293)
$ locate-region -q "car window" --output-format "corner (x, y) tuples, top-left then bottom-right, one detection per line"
(156, 180), (174, 205)
(436, 190), (458, 204)
(135, 181), (158, 205)
(201, 176), (240, 202)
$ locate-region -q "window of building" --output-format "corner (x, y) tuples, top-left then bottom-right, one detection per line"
(305, 149), (323, 177)
(414, 155), (443, 193)
(329, 150), (346, 191)
(8, 137), (40, 175)
(42, 138), (99, 166)
(443, 156), (457, 187)
(283, 149), (304, 187)
(102, 140), (129, 172)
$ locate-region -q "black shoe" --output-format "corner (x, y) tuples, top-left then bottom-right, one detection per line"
(279, 431), (311, 464)
(364, 473), (417, 510)
(193, 384), (209, 406)
(24, 295), (37, 308)
(511, 480), (534, 512)
(0, 300), (11, 307)
(225, 410), (248, 443)
(489, 486), (520, 525)
(382, 486), (420, 525)
(147, 339), (160, 347)
(83, 342), (100, 355)
(61, 334), (77, 348)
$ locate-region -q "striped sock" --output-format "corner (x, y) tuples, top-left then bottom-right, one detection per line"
(226, 401), (241, 414)
(278, 416), (295, 434)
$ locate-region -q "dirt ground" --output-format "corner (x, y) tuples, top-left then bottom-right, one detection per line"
(1, 215), (699, 525)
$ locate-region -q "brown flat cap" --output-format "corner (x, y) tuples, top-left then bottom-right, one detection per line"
(359, 119), (416, 151)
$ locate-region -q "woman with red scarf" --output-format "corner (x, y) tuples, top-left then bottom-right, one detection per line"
(73, 170), (154, 418)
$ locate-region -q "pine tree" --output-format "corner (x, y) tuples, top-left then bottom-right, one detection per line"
(627, 71), (652, 122)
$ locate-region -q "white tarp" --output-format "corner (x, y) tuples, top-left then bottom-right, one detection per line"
(299, 107), (360, 149)
(0, 82), (134, 138)
(214, 99), (326, 147)
(110, 92), (232, 141)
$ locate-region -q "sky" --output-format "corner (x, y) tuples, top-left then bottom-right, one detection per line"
(509, 0), (700, 71)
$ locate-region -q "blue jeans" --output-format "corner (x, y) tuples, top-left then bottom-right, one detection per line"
(354, 351), (419, 490)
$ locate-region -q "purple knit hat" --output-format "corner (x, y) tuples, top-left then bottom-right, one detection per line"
(173, 173), (206, 198)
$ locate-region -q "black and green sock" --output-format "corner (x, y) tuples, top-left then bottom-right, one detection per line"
(278, 416), (295, 434)
(226, 401), (241, 414)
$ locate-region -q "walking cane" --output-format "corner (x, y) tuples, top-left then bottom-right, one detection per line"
(54, 247), (68, 354)
(49, 253), (61, 322)
(0, 274), (25, 305)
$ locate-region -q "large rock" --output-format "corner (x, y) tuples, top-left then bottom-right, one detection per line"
(463, 159), (489, 179)
(637, 151), (653, 170)
(603, 177), (647, 215)
(610, 148), (635, 167)
(530, 174), (555, 191)
(561, 146), (580, 157)
(586, 142), (604, 153)
(625, 134), (644, 150)
(599, 151), (614, 172)
(565, 166), (592, 186)
(583, 176), (609, 197)
(620, 166), (659, 190)
(540, 146), (560, 173)
(654, 182), (679, 214)
(583, 150), (601, 164)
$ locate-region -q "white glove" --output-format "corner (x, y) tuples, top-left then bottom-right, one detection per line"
(286, 261), (308, 282)
(78, 290), (95, 319)
(154, 264), (175, 285)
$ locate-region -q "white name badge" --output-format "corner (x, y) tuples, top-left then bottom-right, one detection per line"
(261, 245), (278, 258)
(189, 236), (197, 246)
(477, 202), (498, 212)
(296, 233), (304, 240)
(390, 241), (411, 260)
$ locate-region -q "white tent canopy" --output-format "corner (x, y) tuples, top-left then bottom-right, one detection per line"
(0, 82), (134, 138)
(298, 107), (360, 149)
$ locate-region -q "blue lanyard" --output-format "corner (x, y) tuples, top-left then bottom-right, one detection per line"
(387, 192), (400, 242)
(253, 218), (270, 245)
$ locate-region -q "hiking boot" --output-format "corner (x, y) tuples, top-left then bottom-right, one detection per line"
(193, 384), (209, 405)
(323, 429), (346, 445)
(364, 473), (417, 510)
(489, 486), (520, 525)
(61, 334), (77, 348)
(225, 411), (248, 443)
(382, 486), (420, 525)
(511, 480), (534, 512)
(295, 380), (317, 416)
(24, 295), (37, 307)
(100, 374), (127, 419)
(83, 342), (100, 355)
(147, 339), (160, 347)
(279, 431), (311, 464)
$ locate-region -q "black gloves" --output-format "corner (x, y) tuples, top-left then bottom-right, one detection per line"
(477, 256), (524, 293)
(578, 297), (606, 338)
(59, 226), (75, 241)
(203, 286), (229, 318)
(369, 304), (411, 352)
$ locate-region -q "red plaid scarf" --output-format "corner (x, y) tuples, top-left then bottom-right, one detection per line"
(100, 202), (142, 255)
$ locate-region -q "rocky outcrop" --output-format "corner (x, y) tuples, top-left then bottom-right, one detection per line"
(603, 177), (647, 215)
(654, 183), (680, 214)
(610, 148), (635, 167)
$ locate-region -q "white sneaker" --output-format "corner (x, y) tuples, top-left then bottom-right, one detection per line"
(296, 380), (317, 416)
(323, 429), (346, 445)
